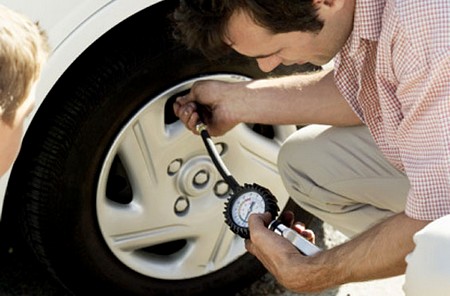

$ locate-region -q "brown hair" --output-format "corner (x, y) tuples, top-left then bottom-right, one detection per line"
(0, 5), (50, 126)
(172, 0), (323, 59)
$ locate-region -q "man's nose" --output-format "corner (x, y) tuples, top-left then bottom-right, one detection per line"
(256, 56), (282, 72)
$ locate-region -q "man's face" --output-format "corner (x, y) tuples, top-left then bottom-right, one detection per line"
(224, 4), (353, 72)
(0, 85), (36, 177)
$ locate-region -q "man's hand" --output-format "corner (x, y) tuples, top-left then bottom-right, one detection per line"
(245, 212), (321, 292)
(173, 80), (244, 136)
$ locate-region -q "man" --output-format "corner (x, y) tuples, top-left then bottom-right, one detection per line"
(172, 0), (450, 294)
(0, 5), (49, 177)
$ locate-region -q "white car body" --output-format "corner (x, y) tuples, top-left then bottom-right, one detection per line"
(0, 0), (156, 217)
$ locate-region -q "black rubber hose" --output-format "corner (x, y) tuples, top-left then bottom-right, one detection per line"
(197, 123), (241, 193)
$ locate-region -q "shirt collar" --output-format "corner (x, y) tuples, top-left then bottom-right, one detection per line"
(352, 0), (387, 41)
(340, 0), (387, 58)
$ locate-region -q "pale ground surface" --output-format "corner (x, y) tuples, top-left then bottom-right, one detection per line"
(237, 220), (406, 296)
(238, 273), (405, 296)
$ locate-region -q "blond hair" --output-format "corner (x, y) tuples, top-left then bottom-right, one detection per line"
(0, 5), (49, 126)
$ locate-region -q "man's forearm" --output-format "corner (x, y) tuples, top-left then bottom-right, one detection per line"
(237, 69), (362, 126)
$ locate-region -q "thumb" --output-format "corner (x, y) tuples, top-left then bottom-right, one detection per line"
(248, 212), (273, 230)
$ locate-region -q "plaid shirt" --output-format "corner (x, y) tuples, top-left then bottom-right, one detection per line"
(334, 0), (450, 220)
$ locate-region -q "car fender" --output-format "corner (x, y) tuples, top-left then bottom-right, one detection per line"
(0, 0), (161, 218)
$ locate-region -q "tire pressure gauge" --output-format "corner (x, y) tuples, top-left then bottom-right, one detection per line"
(224, 183), (279, 239)
(196, 122), (280, 238)
(196, 122), (321, 256)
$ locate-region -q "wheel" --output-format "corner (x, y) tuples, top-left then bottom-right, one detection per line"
(7, 4), (312, 295)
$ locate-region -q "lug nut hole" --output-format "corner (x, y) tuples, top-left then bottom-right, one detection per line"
(168, 159), (183, 176)
(214, 180), (230, 198)
(174, 196), (190, 215)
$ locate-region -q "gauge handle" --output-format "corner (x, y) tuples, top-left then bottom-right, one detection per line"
(196, 122), (240, 192)
(269, 220), (321, 256)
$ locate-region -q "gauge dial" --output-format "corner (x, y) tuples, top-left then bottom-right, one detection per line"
(224, 183), (279, 239)
(231, 191), (265, 228)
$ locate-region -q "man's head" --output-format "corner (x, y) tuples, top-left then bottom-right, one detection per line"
(173, 0), (323, 59)
(0, 5), (50, 176)
(173, 0), (354, 72)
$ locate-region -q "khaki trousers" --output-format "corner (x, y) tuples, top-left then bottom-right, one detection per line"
(278, 124), (450, 295)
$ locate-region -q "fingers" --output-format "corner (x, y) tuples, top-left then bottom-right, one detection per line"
(173, 81), (212, 134)
(245, 212), (279, 254)
(246, 211), (316, 244)
(173, 98), (200, 134)
(173, 80), (239, 137)
(293, 222), (316, 244)
(277, 211), (316, 244)
(246, 212), (272, 247)
(173, 98), (193, 119)
(279, 211), (295, 227)
(249, 212), (273, 230)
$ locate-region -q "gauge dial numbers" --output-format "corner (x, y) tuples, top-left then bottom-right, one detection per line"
(231, 191), (265, 228)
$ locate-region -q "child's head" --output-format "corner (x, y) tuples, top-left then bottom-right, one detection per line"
(0, 5), (50, 176)
(0, 5), (49, 125)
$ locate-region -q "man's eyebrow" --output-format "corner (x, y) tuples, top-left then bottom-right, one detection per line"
(226, 37), (282, 59)
(230, 46), (281, 59)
